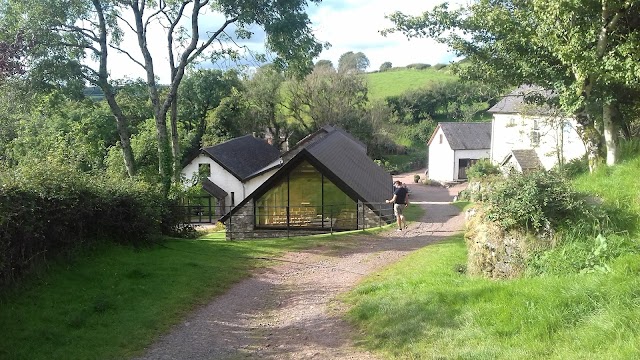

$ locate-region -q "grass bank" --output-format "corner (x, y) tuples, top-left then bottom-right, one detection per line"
(346, 234), (640, 359)
(366, 68), (456, 101)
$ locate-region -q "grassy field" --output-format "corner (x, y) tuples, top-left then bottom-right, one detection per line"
(345, 155), (640, 359)
(345, 235), (640, 359)
(365, 67), (457, 101)
(0, 204), (429, 360)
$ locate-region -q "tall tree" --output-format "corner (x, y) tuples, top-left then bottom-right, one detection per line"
(386, 0), (640, 167)
(337, 51), (370, 73)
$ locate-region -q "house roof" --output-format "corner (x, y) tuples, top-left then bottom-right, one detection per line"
(201, 178), (228, 199)
(488, 85), (559, 116)
(220, 129), (391, 223)
(202, 135), (281, 181)
(428, 122), (492, 150)
(282, 124), (366, 163)
(502, 149), (542, 171)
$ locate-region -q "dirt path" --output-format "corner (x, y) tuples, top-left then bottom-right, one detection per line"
(136, 175), (467, 360)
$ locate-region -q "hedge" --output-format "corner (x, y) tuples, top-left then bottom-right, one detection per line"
(0, 164), (178, 286)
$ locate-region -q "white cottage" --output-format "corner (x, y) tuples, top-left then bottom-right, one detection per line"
(488, 85), (586, 172)
(181, 135), (282, 215)
(427, 122), (492, 182)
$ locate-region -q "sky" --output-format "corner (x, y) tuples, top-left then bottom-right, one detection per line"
(105, 0), (460, 82)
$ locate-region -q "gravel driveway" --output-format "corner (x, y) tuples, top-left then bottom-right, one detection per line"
(136, 175), (467, 360)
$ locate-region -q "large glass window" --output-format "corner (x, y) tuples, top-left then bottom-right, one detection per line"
(255, 161), (356, 229)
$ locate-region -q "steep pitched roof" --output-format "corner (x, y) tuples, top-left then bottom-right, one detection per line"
(201, 178), (228, 199)
(220, 129), (391, 222)
(428, 122), (491, 150)
(502, 149), (542, 171)
(202, 135), (281, 181)
(488, 85), (558, 116)
(282, 125), (366, 163)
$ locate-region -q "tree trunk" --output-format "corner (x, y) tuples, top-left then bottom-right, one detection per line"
(602, 102), (618, 166)
(170, 95), (181, 181)
(103, 91), (136, 177)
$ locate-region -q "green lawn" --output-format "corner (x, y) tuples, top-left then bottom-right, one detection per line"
(345, 234), (640, 359)
(365, 68), (457, 101)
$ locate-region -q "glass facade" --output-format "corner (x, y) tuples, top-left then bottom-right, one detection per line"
(255, 160), (357, 229)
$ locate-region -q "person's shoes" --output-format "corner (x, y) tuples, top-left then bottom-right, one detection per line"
(397, 228), (402, 232)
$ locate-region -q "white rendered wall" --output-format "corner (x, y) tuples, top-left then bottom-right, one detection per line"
(453, 149), (491, 181)
(181, 154), (277, 213)
(490, 114), (586, 170)
(428, 127), (455, 182)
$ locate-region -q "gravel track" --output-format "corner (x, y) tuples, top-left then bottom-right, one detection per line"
(136, 175), (467, 360)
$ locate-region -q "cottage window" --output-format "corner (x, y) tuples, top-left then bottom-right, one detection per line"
(198, 163), (211, 178)
(530, 131), (541, 146)
(230, 192), (235, 206)
(439, 134), (443, 144)
(255, 160), (356, 229)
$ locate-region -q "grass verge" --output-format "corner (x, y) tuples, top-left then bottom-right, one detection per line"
(345, 234), (640, 359)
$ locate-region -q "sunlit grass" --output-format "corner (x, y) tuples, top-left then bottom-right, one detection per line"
(365, 68), (457, 101)
(346, 235), (640, 359)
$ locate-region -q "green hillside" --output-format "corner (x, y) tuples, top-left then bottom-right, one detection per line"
(365, 67), (457, 101)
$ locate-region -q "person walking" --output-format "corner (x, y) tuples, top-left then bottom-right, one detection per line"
(386, 180), (409, 231)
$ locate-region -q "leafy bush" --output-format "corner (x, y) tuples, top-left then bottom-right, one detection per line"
(0, 163), (176, 286)
(466, 159), (500, 179)
(484, 170), (600, 233)
(433, 63), (447, 70)
(619, 138), (640, 161)
(561, 156), (589, 178)
(413, 174), (421, 183)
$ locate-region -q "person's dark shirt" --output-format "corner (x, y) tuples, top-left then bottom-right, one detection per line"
(393, 186), (408, 204)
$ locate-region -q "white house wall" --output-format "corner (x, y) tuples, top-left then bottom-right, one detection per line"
(181, 154), (277, 213)
(428, 127), (455, 182)
(490, 113), (586, 170)
(454, 149), (491, 181)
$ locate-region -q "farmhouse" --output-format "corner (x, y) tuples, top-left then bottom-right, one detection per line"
(427, 122), (492, 183)
(220, 125), (394, 239)
(181, 135), (282, 216)
(488, 85), (586, 171)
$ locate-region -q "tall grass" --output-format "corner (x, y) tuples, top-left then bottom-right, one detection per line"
(346, 235), (640, 359)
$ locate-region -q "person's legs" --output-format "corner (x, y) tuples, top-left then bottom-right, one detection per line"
(393, 204), (402, 230)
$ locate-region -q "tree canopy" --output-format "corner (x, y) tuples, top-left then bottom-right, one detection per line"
(386, 0), (640, 167)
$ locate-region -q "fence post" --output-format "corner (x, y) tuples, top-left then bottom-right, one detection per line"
(229, 212), (233, 241)
(330, 206), (333, 235)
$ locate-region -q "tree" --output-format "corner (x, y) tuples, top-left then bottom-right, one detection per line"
(337, 51), (370, 73)
(314, 59), (334, 70)
(385, 0), (640, 168)
(284, 65), (372, 143)
(1, 0), (323, 192)
(379, 61), (392, 72)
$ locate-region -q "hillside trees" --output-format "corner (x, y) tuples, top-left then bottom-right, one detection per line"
(1, 0), (323, 193)
(386, 0), (640, 167)
(338, 51), (370, 73)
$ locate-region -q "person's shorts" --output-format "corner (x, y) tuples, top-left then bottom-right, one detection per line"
(394, 203), (406, 217)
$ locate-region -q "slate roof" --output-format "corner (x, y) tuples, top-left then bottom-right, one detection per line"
(201, 178), (228, 199)
(429, 122), (491, 150)
(282, 125), (366, 163)
(488, 85), (558, 116)
(502, 149), (542, 171)
(202, 135), (281, 181)
(220, 128), (392, 222)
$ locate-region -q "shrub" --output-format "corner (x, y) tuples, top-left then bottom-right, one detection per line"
(484, 170), (599, 234)
(466, 159), (500, 179)
(433, 63), (447, 70)
(406, 63), (431, 70)
(414, 174), (421, 183)
(561, 156), (589, 178)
